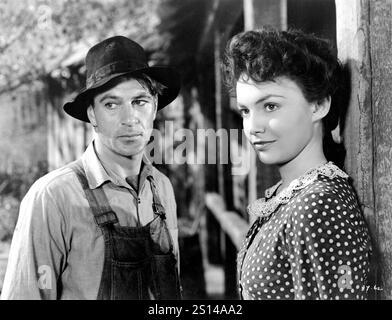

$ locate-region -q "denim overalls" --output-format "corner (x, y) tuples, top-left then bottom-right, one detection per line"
(70, 160), (182, 300)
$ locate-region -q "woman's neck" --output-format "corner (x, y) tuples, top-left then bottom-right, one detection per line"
(94, 140), (143, 179)
(277, 136), (327, 191)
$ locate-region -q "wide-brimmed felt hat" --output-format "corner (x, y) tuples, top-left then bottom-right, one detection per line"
(63, 36), (181, 122)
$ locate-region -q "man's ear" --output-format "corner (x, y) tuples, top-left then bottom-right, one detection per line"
(311, 96), (331, 122)
(87, 105), (97, 127)
(152, 97), (158, 121)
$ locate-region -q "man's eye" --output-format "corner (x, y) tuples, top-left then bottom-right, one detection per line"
(104, 102), (118, 109)
(265, 103), (278, 112)
(133, 99), (148, 106)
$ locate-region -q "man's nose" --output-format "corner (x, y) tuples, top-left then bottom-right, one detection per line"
(122, 103), (138, 125)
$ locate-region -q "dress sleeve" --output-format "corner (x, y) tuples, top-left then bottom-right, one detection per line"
(283, 189), (370, 300)
(0, 182), (67, 300)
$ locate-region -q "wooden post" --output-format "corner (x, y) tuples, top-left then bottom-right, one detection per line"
(369, 0), (392, 300)
(196, 24), (222, 265)
(242, 0), (286, 204)
(214, 22), (239, 298)
(336, 0), (392, 299)
(244, 0), (287, 30)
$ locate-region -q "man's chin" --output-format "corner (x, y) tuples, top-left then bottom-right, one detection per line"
(115, 145), (146, 158)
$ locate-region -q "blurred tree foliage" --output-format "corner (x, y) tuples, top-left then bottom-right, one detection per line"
(0, 0), (163, 95)
(0, 160), (48, 241)
(0, 0), (165, 240)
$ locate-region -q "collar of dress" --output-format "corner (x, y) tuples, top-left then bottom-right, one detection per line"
(247, 162), (349, 218)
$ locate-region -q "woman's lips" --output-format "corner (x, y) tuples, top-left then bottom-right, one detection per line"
(252, 140), (276, 150)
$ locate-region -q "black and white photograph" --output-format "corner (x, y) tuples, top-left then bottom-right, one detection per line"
(0, 0), (391, 308)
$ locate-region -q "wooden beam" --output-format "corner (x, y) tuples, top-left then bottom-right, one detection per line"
(336, 0), (392, 299)
(369, 0), (392, 300)
(243, 0), (287, 30)
(205, 193), (249, 250)
(242, 0), (285, 216)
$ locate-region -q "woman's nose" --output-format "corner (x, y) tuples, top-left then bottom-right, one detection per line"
(247, 113), (266, 135)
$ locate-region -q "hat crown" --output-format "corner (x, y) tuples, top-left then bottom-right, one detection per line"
(63, 35), (180, 122)
(85, 36), (148, 80)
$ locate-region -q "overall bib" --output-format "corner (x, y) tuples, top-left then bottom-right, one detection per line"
(70, 160), (182, 300)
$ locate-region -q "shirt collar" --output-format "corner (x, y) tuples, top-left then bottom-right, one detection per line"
(81, 141), (154, 190)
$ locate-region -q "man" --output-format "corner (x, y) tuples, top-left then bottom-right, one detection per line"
(1, 36), (182, 299)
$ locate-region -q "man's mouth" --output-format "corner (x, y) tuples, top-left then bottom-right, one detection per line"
(118, 131), (143, 137)
(118, 132), (143, 139)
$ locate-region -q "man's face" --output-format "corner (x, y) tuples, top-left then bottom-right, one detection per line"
(87, 78), (157, 158)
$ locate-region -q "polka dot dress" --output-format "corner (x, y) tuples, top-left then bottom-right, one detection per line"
(237, 172), (372, 300)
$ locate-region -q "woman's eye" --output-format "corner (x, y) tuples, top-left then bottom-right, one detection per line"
(239, 108), (249, 117)
(265, 103), (278, 112)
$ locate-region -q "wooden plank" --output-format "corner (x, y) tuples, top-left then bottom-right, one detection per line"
(46, 78), (91, 170)
(369, 0), (392, 300)
(244, 0), (287, 30)
(336, 0), (392, 299)
(205, 193), (249, 250)
(335, 0), (377, 297)
(243, 0), (285, 212)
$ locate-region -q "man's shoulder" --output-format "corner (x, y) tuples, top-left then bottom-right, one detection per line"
(149, 166), (175, 200)
(150, 166), (172, 186)
(25, 163), (78, 199)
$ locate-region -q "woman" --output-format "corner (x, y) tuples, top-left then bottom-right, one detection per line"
(222, 28), (372, 300)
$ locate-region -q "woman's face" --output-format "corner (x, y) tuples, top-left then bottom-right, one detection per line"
(236, 76), (317, 166)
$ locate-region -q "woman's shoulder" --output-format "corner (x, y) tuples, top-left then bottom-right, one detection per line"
(284, 173), (362, 229)
(278, 168), (355, 213)
(297, 172), (356, 204)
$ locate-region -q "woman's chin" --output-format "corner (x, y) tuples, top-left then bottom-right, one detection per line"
(257, 153), (293, 167)
(256, 153), (278, 165)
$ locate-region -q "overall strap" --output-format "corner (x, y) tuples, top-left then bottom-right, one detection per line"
(69, 160), (119, 227)
(147, 175), (167, 220)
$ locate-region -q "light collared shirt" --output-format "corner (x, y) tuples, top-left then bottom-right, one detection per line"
(1, 142), (178, 300)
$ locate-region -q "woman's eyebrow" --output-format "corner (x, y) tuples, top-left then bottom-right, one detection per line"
(237, 94), (285, 108)
(237, 103), (247, 109)
(254, 94), (285, 105)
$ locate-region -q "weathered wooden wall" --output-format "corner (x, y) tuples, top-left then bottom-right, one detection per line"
(370, 0), (392, 299)
(46, 77), (91, 170)
(336, 0), (392, 299)
(0, 88), (48, 173)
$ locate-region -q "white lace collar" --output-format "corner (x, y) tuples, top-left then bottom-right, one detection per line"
(247, 162), (348, 218)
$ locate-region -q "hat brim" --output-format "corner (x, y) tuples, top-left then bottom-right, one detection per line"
(63, 66), (181, 122)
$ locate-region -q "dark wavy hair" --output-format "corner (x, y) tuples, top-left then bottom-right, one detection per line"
(222, 28), (346, 167)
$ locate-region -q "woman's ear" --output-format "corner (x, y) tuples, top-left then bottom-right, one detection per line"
(311, 96), (331, 122)
(87, 105), (97, 127)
